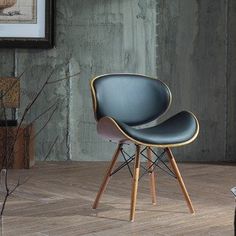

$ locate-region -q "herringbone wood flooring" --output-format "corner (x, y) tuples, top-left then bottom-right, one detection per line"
(0, 161), (235, 236)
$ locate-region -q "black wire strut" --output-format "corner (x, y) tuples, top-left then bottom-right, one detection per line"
(110, 145), (177, 179)
(110, 148), (135, 177)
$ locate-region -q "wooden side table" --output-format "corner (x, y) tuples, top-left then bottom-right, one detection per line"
(0, 124), (35, 169)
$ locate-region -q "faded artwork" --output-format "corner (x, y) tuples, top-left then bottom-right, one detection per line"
(0, 0), (37, 24)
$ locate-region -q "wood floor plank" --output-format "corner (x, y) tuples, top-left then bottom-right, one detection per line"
(0, 161), (234, 236)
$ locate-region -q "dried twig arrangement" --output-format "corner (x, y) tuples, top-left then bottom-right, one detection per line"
(0, 66), (80, 216)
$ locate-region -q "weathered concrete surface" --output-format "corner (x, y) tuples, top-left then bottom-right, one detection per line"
(0, 0), (156, 161)
(0, 50), (15, 77)
(227, 0), (236, 162)
(66, 0), (157, 161)
(16, 50), (74, 161)
(157, 0), (236, 162)
(0, 0), (235, 162)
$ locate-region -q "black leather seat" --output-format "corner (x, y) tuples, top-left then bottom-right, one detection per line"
(90, 73), (199, 222)
(116, 111), (198, 146)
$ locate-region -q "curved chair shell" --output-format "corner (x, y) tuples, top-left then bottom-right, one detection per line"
(91, 73), (172, 126)
(90, 73), (199, 221)
(97, 111), (199, 148)
(91, 73), (199, 147)
(97, 116), (128, 143)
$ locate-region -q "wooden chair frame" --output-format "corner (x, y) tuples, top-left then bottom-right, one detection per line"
(90, 74), (199, 222)
(92, 143), (195, 222)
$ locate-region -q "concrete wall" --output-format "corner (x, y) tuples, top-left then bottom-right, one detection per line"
(227, 0), (236, 161)
(0, 0), (156, 161)
(0, 0), (235, 162)
(66, 0), (156, 161)
(157, 0), (236, 162)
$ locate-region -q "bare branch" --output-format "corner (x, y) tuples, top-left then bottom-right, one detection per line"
(32, 105), (58, 140)
(0, 191), (9, 216)
(8, 177), (20, 195)
(6, 101), (59, 159)
(47, 72), (80, 85)
(0, 68), (58, 215)
(6, 67), (58, 169)
(25, 100), (59, 129)
(44, 136), (59, 161)
(0, 65), (77, 215)
(9, 176), (31, 195)
(0, 94), (10, 193)
(0, 175), (31, 215)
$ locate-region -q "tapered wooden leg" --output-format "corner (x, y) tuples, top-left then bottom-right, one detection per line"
(130, 145), (141, 222)
(147, 147), (157, 205)
(92, 143), (122, 209)
(165, 147), (195, 214)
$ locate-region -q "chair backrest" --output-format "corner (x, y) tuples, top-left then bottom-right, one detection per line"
(91, 74), (172, 126)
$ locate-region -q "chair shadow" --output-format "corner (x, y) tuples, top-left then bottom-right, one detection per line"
(3, 197), (190, 221)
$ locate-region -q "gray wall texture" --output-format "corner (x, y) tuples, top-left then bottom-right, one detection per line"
(0, 0), (156, 161)
(0, 0), (235, 162)
(157, 0), (236, 162)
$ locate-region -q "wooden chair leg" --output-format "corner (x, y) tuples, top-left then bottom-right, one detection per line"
(147, 147), (157, 205)
(165, 147), (195, 214)
(92, 143), (122, 209)
(130, 145), (141, 222)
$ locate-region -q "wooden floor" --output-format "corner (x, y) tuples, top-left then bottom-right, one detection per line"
(0, 161), (235, 236)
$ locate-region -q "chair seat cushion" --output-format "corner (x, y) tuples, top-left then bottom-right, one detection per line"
(116, 111), (198, 145)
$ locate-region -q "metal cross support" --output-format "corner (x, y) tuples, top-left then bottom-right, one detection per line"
(110, 146), (177, 180)
(139, 148), (176, 180)
(110, 147), (137, 177)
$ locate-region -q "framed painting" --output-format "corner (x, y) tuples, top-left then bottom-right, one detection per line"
(0, 0), (54, 48)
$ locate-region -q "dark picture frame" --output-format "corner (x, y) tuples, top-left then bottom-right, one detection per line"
(0, 0), (54, 49)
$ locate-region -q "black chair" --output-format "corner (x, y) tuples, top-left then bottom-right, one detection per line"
(90, 73), (199, 222)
